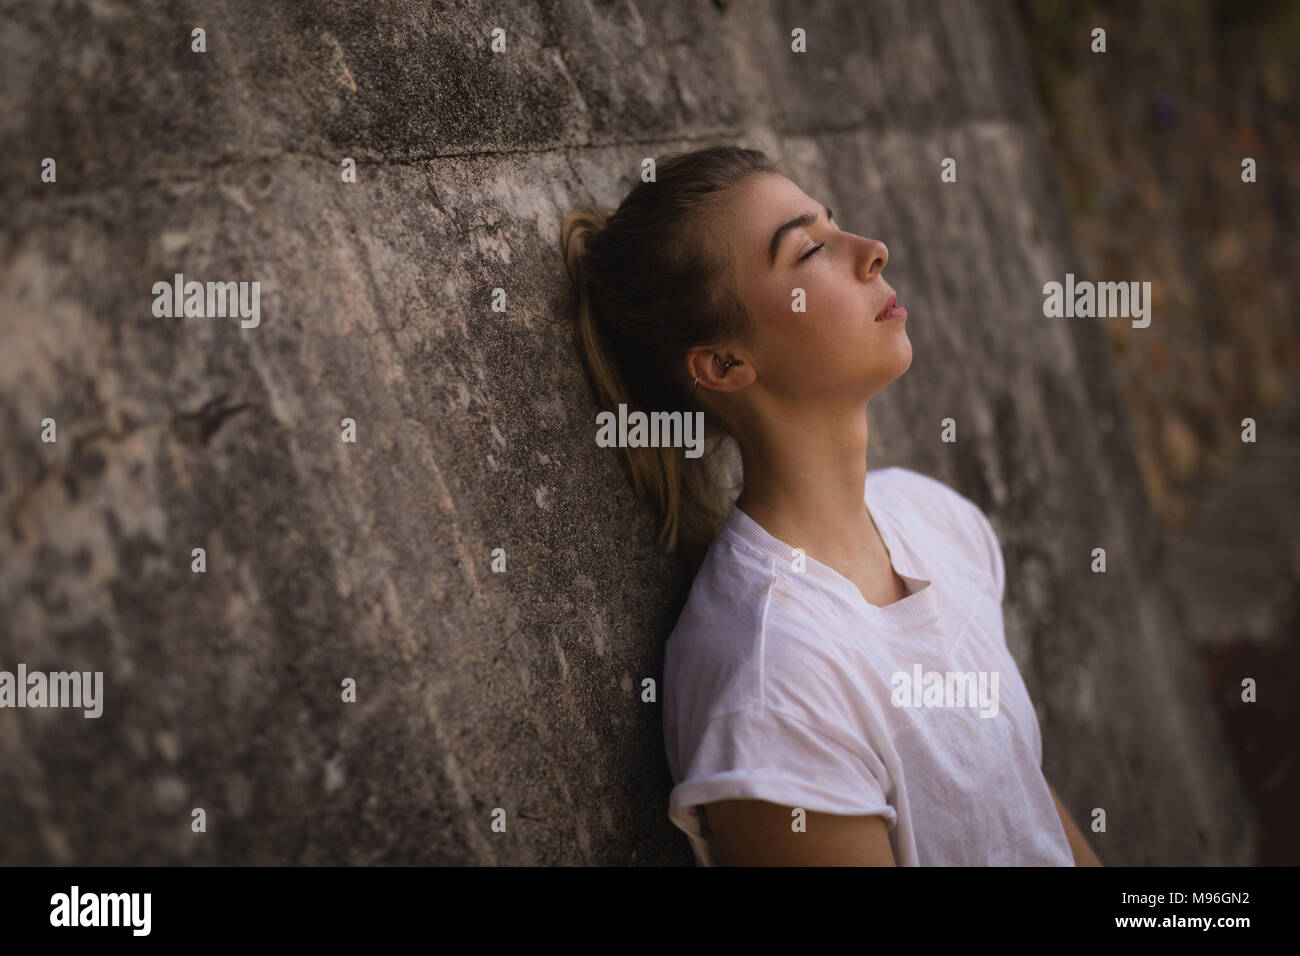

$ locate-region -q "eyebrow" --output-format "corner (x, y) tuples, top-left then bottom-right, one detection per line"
(768, 204), (834, 268)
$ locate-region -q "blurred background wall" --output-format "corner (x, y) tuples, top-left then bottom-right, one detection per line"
(0, 0), (1293, 864)
(1017, 0), (1299, 864)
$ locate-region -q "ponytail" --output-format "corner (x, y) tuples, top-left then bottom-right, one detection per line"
(560, 146), (779, 574)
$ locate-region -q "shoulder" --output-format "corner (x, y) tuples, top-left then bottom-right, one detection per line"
(870, 465), (979, 515)
(669, 527), (775, 648)
(664, 526), (861, 727)
(870, 465), (1004, 598)
(665, 530), (776, 718)
(871, 466), (991, 534)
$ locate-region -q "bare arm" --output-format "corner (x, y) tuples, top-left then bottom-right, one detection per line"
(1047, 780), (1103, 866)
(703, 799), (896, 866)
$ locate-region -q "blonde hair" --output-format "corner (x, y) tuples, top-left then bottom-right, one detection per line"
(560, 145), (781, 574)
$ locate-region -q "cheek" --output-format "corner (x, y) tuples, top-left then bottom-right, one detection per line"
(775, 279), (845, 328)
(759, 305), (852, 381)
(755, 281), (864, 364)
(797, 286), (869, 346)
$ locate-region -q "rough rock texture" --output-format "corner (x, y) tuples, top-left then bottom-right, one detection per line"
(0, 0), (1253, 864)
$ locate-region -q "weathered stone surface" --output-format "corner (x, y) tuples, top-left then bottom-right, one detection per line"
(0, 0), (1252, 864)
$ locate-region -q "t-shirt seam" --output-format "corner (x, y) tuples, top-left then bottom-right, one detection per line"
(940, 584), (992, 655)
(758, 556), (777, 710)
(724, 528), (787, 571)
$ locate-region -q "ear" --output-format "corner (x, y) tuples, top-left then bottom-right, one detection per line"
(684, 346), (754, 395)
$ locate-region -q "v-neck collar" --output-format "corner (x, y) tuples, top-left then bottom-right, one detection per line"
(724, 470), (942, 629)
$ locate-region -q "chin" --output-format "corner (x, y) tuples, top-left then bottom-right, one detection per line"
(874, 346), (914, 389)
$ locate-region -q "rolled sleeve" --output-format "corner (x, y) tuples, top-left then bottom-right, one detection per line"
(668, 706), (896, 832)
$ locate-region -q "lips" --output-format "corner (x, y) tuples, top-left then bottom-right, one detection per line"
(874, 292), (906, 322)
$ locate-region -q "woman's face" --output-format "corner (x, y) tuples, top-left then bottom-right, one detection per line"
(707, 172), (911, 410)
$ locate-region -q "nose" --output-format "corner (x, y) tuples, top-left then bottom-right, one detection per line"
(857, 236), (888, 281)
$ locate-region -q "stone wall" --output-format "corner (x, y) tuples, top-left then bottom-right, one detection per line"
(0, 0), (1253, 863)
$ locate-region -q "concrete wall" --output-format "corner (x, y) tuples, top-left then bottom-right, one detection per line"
(0, 0), (1251, 864)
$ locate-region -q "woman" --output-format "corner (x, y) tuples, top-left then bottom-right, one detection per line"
(561, 144), (1101, 867)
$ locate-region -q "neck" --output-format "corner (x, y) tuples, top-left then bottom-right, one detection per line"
(732, 400), (883, 571)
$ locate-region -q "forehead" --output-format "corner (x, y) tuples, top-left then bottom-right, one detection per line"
(730, 173), (818, 265)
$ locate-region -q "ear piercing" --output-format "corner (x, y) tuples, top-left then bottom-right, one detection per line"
(692, 354), (744, 395)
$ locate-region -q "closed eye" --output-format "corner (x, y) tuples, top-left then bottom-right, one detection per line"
(799, 242), (825, 262)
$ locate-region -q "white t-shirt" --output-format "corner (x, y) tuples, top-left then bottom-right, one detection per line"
(663, 466), (1075, 866)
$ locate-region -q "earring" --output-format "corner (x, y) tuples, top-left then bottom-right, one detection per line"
(692, 355), (743, 398)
